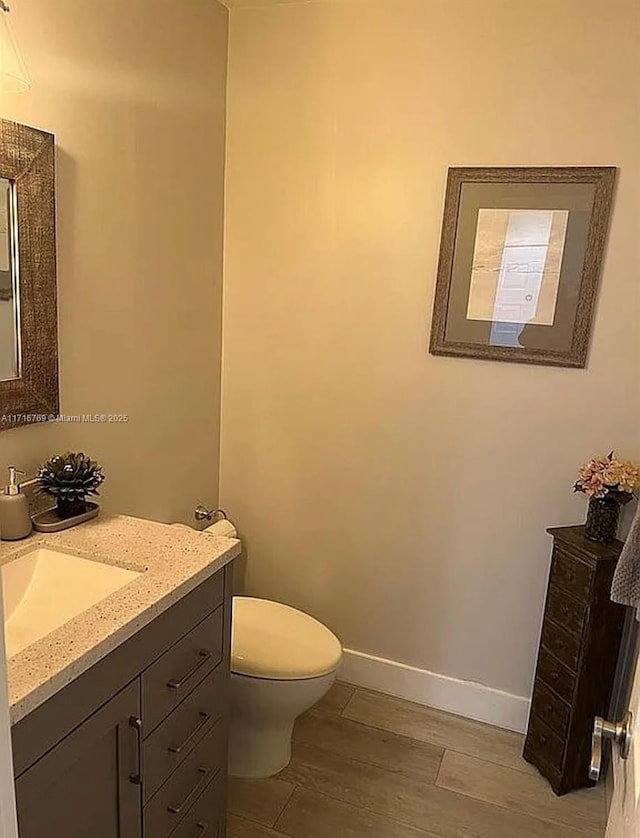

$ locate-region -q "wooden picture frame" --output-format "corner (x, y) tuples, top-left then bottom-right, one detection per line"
(0, 119), (59, 430)
(429, 167), (616, 368)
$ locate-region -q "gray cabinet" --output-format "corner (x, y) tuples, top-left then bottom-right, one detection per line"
(12, 565), (232, 838)
(15, 680), (142, 838)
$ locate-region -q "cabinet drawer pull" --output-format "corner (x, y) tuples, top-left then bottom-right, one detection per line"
(129, 716), (143, 785)
(196, 823), (210, 836)
(167, 767), (212, 816)
(167, 650), (211, 691)
(168, 712), (212, 755)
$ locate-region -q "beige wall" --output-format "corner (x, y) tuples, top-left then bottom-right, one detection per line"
(1, 0), (228, 523)
(221, 0), (640, 699)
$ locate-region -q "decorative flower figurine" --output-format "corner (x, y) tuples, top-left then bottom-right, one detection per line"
(574, 452), (640, 501)
(38, 452), (105, 519)
(574, 452), (640, 542)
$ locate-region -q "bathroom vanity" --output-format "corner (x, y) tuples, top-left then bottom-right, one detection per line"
(1, 516), (239, 838)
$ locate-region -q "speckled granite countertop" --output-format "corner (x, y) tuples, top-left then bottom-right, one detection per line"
(0, 514), (240, 724)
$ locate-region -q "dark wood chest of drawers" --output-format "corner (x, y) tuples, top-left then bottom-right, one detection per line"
(523, 526), (627, 795)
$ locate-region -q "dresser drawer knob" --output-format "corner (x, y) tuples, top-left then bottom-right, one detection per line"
(555, 639), (564, 649)
(561, 606), (569, 618)
(540, 735), (548, 745)
(567, 571), (576, 583)
(546, 703), (554, 713)
(550, 670), (559, 681)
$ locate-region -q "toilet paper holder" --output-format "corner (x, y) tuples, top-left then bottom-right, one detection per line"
(194, 505), (229, 523)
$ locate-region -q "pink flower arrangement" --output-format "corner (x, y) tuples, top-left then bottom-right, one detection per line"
(574, 451), (640, 502)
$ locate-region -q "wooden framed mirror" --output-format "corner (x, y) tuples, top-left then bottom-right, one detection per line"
(0, 119), (59, 430)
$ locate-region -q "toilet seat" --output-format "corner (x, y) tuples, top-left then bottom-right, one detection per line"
(232, 597), (342, 681)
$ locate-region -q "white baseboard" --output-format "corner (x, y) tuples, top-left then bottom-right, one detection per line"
(339, 648), (531, 734)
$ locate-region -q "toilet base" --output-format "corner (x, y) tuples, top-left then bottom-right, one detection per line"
(228, 670), (336, 779)
(229, 718), (294, 778)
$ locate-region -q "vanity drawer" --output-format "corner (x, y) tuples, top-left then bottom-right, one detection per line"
(550, 549), (592, 601)
(541, 618), (581, 672)
(546, 584), (588, 637)
(143, 606), (224, 733)
(144, 664), (227, 802)
(169, 774), (225, 838)
(525, 714), (565, 771)
(144, 721), (225, 838)
(536, 647), (577, 705)
(530, 681), (571, 738)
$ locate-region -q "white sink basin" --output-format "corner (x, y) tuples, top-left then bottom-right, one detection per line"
(2, 548), (141, 658)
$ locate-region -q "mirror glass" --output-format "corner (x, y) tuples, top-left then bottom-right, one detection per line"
(0, 177), (19, 381)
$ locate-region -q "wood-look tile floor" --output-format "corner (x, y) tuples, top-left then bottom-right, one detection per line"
(227, 683), (607, 838)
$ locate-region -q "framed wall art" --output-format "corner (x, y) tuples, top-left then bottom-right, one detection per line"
(429, 167), (616, 368)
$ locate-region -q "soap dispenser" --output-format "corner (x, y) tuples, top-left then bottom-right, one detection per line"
(0, 467), (33, 540)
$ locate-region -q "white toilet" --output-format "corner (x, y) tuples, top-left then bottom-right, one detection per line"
(229, 596), (342, 778)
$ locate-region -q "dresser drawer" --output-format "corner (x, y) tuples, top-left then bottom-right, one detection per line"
(144, 720), (226, 838)
(546, 584), (588, 637)
(550, 549), (592, 600)
(536, 646), (576, 704)
(531, 680), (571, 738)
(541, 618), (581, 671)
(169, 774), (225, 838)
(144, 664), (228, 802)
(143, 607), (224, 734)
(525, 714), (565, 771)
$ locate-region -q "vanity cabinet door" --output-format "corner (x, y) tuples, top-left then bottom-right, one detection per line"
(14, 680), (142, 838)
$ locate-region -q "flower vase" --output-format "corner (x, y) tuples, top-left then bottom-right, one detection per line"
(56, 497), (88, 520)
(584, 496), (620, 543)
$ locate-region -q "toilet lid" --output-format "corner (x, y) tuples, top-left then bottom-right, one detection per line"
(231, 597), (342, 680)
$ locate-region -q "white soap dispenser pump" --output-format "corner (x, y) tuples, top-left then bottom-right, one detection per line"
(0, 467), (33, 541)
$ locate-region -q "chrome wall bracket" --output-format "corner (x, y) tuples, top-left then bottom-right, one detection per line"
(194, 505), (228, 524)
